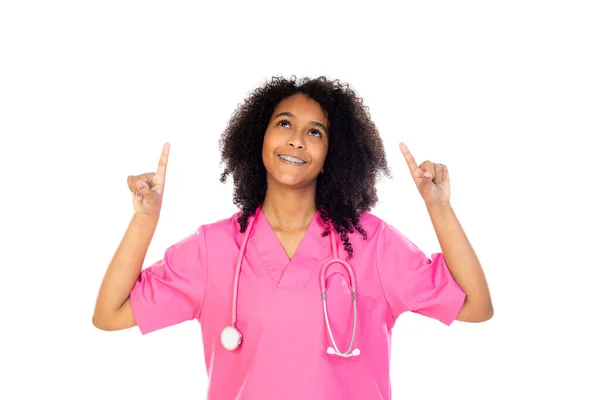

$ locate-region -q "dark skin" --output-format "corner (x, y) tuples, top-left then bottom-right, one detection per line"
(260, 93), (330, 260)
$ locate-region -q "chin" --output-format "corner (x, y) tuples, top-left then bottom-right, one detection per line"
(269, 173), (317, 189)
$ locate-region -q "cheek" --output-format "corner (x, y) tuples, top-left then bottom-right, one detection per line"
(263, 128), (283, 148)
(262, 131), (274, 154)
(262, 130), (281, 169)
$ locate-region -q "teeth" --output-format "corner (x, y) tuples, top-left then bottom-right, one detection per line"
(279, 155), (305, 164)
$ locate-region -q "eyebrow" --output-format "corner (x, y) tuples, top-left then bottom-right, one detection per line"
(273, 112), (329, 134)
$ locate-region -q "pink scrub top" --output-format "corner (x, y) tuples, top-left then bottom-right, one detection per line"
(130, 208), (466, 400)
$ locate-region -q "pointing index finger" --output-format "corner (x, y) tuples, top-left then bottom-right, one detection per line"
(399, 142), (419, 173)
(156, 142), (170, 178)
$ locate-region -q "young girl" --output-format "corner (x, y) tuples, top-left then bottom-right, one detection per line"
(93, 76), (493, 400)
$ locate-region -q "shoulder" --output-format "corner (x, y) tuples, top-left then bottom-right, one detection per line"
(196, 211), (243, 240)
(202, 211), (240, 229)
(356, 211), (387, 238)
(356, 211), (410, 245)
(173, 212), (242, 256)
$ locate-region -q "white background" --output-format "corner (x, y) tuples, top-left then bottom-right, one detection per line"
(1, 1), (599, 399)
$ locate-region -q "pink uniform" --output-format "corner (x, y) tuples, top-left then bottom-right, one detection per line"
(130, 208), (466, 399)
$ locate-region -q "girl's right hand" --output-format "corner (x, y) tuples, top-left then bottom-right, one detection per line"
(127, 142), (170, 217)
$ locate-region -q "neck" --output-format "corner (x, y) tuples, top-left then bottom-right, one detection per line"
(261, 183), (317, 232)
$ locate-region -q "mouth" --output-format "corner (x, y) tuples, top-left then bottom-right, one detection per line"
(278, 154), (307, 165)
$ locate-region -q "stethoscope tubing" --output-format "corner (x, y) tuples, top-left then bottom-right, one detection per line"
(225, 209), (359, 357)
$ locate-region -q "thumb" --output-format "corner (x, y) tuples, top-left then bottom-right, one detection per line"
(136, 180), (151, 196)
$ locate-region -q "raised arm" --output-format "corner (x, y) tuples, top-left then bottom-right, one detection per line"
(92, 143), (170, 331)
(399, 142), (493, 322)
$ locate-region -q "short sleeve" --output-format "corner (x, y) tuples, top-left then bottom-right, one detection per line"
(129, 226), (207, 335)
(376, 221), (466, 325)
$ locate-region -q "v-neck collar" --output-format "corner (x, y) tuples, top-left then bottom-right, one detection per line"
(248, 207), (330, 289)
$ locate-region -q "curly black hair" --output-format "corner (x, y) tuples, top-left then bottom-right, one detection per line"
(218, 76), (391, 259)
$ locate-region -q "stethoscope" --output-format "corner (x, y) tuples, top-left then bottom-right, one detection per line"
(220, 210), (360, 358)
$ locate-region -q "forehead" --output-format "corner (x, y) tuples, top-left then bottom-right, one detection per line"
(272, 94), (327, 122)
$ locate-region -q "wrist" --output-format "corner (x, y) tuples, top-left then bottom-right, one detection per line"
(132, 212), (160, 225)
(426, 200), (451, 208)
(426, 201), (452, 215)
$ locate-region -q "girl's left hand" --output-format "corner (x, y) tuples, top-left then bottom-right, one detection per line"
(400, 142), (451, 207)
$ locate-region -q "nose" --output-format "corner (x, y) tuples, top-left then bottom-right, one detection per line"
(286, 131), (305, 149)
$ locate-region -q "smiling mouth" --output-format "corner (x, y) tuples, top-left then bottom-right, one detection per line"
(278, 154), (306, 164)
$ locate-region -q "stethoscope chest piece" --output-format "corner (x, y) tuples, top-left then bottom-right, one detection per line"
(221, 325), (242, 351)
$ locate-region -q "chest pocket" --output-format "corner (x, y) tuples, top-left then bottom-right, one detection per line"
(322, 272), (374, 357)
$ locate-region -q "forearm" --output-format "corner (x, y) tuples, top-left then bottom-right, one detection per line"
(93, 214), (159, 322)
(426, 202), (493, 321)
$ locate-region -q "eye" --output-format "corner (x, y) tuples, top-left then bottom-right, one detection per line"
(309, 129), (322, 138)
(277, 120), (291, 128)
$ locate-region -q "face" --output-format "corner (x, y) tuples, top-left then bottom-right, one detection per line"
(262, 93), (329, 189)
